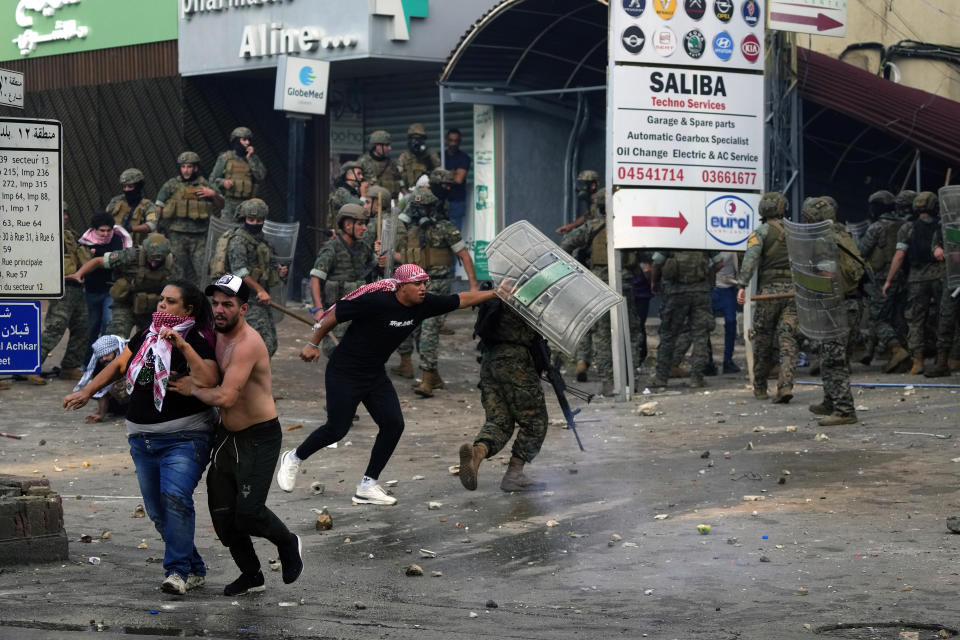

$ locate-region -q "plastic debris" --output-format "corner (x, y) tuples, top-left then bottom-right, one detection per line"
(448, 465), (460, 474)
(278, 601), (298, 607)
(419, 549), (437, 558)
(696, 524), (711, 535)
(654, 514), (669, 520)
(743, 495), (765, 501)
(268, 559), (280, 571)
(469, 611), (479, 618)
(88, 557), (101, 565)
(428, 502), (442, 510)
(432, 571), (443, 577)
(644, 589), (654, 595)
(384, 480), (399, 487)
(814, 433), (829, 441)
(411, 475), (425, 481)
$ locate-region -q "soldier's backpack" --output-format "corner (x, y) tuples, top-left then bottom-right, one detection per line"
(835, 231), (869, 295)
(662, 250), (710, 284)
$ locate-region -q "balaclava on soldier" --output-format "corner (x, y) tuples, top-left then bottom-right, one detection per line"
(120, 168), (145, 207)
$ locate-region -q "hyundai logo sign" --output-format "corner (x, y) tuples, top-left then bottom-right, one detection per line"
(705, 195), (754, 246)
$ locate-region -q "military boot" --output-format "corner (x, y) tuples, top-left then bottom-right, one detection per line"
(670, 364), (690, 378)
(883, 340), (910, 373)
(857, 338), (876, 365)
(808, 402), (833, 416)
(753, 386), (769, 400)
(25, 374), (47, 385)
(924, 350), (951, 378)
(818, 413), (858, 426)
(771, 384), (793, 404)
(907, 350), (925, 375)
(458, 442), (488, 491)
(500, 456), (546, 492)
(413, 370), (442, 398)
(575, 361), (589, 382)
(391, 354), (414, 378)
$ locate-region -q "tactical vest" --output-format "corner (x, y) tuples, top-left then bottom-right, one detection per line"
(224, 154), (254, 199)
(63, 230), (80, 277)
(109, 198), (149, 229)
(109, 249), (174, 314)
(589, 220), (608, 266)
(907, 216), (937, 267)
(867, 218), (903, 272)
(211, 229), (278, 287)
(409, 222), (454, 268)
(758, 219), (791, 286)
(366, 157), (400, 197)
(400, 152), (438, 189)
(163, 181), (215, 221)
(662, 251), (710, 285)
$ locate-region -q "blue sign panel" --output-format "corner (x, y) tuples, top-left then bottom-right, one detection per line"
(0, 301), (41, 373)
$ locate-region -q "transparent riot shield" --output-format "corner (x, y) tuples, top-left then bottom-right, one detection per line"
(845, 219), (869, 248)
(263, 220), (300, 323)
(380, 210), (398, 279)
(938, 186), (960, 290)
(203, 216), (241, 286)
(784, 219), (847, 341)
(485, 220), (622, 358)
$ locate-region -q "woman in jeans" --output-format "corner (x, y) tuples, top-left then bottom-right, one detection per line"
(64, 280), (219, 595)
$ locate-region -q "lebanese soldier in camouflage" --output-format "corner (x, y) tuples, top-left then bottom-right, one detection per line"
(802, 196), (863, 425)
(459, 301), (548, 493)
(216, 199), (287, 357)
(927, 225), (960, 377)
(209, 126), (267, 220)
(560, 189), (638, 395)
(895, 190), (918, 221)
(882, 191), (947, 375)
(359, 130), (402, 200)
(397, 123), (441, 192)
(649, 250), (721, 389)
(408, 187), (480, 396)
(156, 151), (224, 282)
(98, 234), (174, 338)
(106, 168), (158, 247)
(735, 192), (800, 403)
(309, 203), (378, 357)
(857, 190), (910, 372)
(26, 207), (88, 385)
(557, 169), (601, 236)
(329, 161), (365, 221)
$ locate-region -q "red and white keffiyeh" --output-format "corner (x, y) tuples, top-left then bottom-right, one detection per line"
(317, 263), (430, 323)
(126, 312), (196, 411)
(78, 225), (133, 249)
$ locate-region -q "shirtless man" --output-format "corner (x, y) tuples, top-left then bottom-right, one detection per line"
(170, 274), (302, 597)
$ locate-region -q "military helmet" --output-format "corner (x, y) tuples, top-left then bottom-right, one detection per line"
(336, 203), (369, 228)
(801, 196), (836, 223)
(577, 169), (600, 183)
(867, 190), (895, 208)
(407, 123), (426, 136)
(428, 168), (455, 186)
(368, 130), (392, 147)
(366, 185), (391, 207)
(119, 168), (145, 186)
(237, 198), (268, 221)
(142, 233), (170, 262)
(895, 190), (917, 214)
(913, 191), (939, 215)
(339, 160), (363, 178)
(230, 126), (253, 141)
(758, 192), (787, 219)
(177, 151), (201, 165)
(409, 187), (439, 211)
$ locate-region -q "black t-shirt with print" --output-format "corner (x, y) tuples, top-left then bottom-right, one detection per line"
(328, 291), (460, 374)
(125, 328), (216, 424)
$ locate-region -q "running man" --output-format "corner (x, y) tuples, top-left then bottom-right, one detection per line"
(169, 274), (302, 596)
(276, 264), (505, 505)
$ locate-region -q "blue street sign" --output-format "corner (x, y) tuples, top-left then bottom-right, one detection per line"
(0, 301), (41, 374)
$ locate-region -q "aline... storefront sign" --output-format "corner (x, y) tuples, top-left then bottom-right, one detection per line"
(238, 22), (358, 57)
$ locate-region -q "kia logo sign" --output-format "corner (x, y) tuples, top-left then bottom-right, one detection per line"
(741, 34), (760, 63)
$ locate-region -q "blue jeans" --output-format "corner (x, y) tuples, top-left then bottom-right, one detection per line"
(84, 291), (112, 362)
(710, 287), (739, 362)
(128, 430), (212, 579)
(448, 199), (467, 232)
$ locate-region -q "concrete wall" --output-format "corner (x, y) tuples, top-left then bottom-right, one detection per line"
(804, 0), (960, 102)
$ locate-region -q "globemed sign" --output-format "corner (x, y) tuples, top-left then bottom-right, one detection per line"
(274, 55), (330, 116)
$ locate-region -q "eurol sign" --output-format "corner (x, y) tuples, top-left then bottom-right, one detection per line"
(705, 194), (754, 246)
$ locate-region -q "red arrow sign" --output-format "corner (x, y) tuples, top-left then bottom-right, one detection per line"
(632, 211), (688, 233)
(770, 11), (843, 31)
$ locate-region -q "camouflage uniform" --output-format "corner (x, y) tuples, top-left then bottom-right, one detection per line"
(896, 214), (946, 356)
(397, 149), (441, 192)
(156, 175), (222, 283)
(651, 250), (718, 385)
(737, 194), (799, 397)
(358, 154), (402, 200)
(474, 305), (548, 462)
(105, 196), (158, 248)
(102, 243), (174, 339)
(328, 185), (362, 221)
(858, 209), (907, 353)
(221, 229), (282, 356)
(391, 213), (416, 358)
(39, 229), (88, 370)
(209, 150), (266, 220)
(310, 233), (377, 356)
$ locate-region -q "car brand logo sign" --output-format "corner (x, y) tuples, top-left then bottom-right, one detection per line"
(684, 0), (706, 20)
(741, 33), (760, 62)
(712, 31), (733, 60)
(654, 0), (677, 19)
(684, 29), (705, 58)
(622, 0), (646, 18)
(714, 0), (733, 22)
(622, 25), (646, 54)
(741, 0), (761, 27)
(706, 195), (754, 246)
(653, 26), (677, 57)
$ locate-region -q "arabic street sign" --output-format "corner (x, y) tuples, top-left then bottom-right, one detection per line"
(0, 67), (23, 108)
(0, 117), (63, 299)
(0, 300), (40, 374)
(768, 0), (847, 37)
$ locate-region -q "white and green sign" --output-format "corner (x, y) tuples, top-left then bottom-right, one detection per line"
(0, 0), (177, 63)
(472, 104), (497, 280)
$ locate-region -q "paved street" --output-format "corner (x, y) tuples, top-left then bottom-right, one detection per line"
(1, 309), (959, 639)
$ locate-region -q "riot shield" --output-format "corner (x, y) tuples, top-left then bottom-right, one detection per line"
(845, 220), (869, 248)
(938, 186), (960, 290)
(203, 216), (241, 286)
(784, 219), (847, 341)
(485, 220), (622, 358)
(380, 209), (398, 279)
(263, 220), (300, 323)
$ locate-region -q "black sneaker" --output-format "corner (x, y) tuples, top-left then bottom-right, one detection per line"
(223, 571), (265, 596)
(278, 533), (303, 585)
(723, 360), (741, 374)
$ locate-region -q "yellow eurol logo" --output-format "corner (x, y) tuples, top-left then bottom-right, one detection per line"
(655, 0), (677, 19)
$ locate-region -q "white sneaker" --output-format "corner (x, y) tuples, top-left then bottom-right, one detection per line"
(352, 483), (397, 505)
(161, 573), (187, 595)
(276, 450), (300, 492)
(186, 573), (205, 590)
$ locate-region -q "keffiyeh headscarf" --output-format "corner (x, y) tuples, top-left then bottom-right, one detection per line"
(74, 334), (127, 398)
(78, 225), (132, 249)
(317, 264), (430, 323)
(125, 312), (195, 411)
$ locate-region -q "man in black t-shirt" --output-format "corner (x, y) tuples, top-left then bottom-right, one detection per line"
(276, 264), (502, 505)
